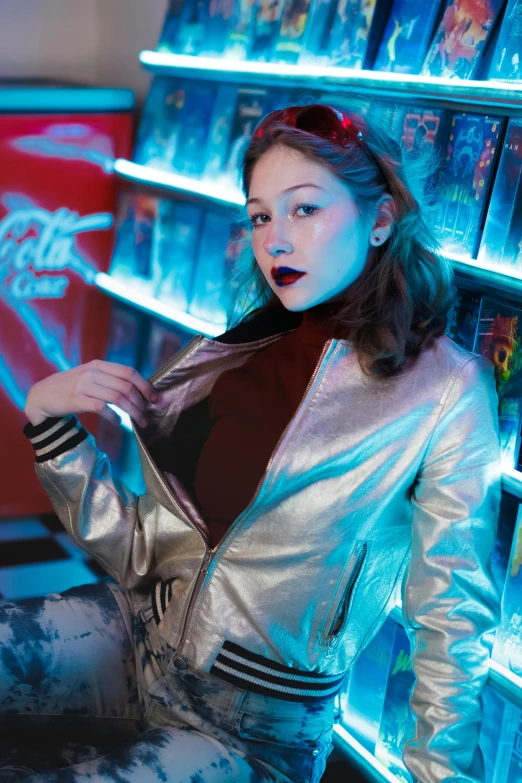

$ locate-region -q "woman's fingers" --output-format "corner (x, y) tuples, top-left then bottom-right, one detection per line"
(86, 381), (149, 427)
(24, 360), (159, 427)
(94, 361), (157, 402)
(91, 370), (148, 414)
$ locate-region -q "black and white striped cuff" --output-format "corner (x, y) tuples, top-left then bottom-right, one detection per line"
(151, 578), (174, 627)
(22, 415), (89, 463)
(210, 640), (346, 703)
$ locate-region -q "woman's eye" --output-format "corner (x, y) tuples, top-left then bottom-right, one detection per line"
(249, 204), (318, 228)
(249, 213), (269, 227)
(295, 204), (318, 218)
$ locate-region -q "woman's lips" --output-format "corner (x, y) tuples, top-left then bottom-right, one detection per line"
(271, 266), (307, 287)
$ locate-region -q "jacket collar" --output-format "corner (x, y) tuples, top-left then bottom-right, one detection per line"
(213, 301), (343, 346)
(213, 306), (303, 345)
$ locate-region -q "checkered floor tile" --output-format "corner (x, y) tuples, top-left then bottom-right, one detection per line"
(0, 513), (106, 600)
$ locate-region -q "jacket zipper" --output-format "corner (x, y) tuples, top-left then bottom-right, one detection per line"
(174, 337), (335, 657)
(325, 542), (368, 659)
(150, 333), (204, 384)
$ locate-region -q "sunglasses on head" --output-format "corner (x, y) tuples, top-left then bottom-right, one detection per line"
(253, 103), (387, 184)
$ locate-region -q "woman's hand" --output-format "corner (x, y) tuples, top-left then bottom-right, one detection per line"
(24, 360), (158, 428)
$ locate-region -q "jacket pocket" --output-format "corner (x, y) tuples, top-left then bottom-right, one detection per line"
(320, 539), (368, 657)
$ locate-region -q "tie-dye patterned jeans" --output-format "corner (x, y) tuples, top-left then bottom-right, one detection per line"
(0, 577), (337, 782)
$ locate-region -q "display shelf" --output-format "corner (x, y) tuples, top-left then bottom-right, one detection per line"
(502, 465), (522, 500)
(138, 51), (522, 116)
(113, 159), (244, 209)
(95, 271), (223, 337)
(332, 724), (400, 783)
(388, 605), (522, 711)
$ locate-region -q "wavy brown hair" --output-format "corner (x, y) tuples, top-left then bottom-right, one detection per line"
(224, 92), (456, 379)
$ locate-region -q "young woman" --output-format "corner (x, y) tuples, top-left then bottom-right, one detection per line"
(11, 100), (501, 783)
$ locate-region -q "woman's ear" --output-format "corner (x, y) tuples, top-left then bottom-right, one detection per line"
(368, 195), (396, 247)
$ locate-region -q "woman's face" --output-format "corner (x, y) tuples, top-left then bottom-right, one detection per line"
(247, 145), (380, 310)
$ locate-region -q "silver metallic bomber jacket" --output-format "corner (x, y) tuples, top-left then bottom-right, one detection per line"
(23, 306), (502, 783)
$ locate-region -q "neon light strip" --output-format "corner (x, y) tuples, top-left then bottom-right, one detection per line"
(138, 51), (522, 112)
(332, 724), (400, 783)
(441, 251), (522, 296)
(501, 466), (522, 500)
(0, 87), (135, 112)
(95, 272), (222, 338)
(114, 159), (244, 207)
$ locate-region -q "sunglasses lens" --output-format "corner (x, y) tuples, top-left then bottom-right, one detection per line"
(291, 105), (358, 146)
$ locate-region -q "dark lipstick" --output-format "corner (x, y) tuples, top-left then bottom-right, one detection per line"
(271, 266), (307, 287)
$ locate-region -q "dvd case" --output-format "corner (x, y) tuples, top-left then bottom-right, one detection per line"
(478, 117), (522, 271)
(327, 0), (379, 69)
(104, 301), (145, 370)
(422, 0), (504, 80)
(298, 0), (339, 63)
(157, 0), (186, 52)
(479, 688), (512, 782)
(155, 201), (204, 312)
(504, 708), (522, 782)
(489, 0), (522, 81)
(374, 622), (415, 782)
(491, 493), (520, 598)
(394, 106), (449, 153)
(172, 83), (217, 178)
(473, 296), (522, 470)
(445, 288), (481, 351)
(133, 78), (188, 172)
(139, 318), (187, 380)
(223, 87), (270, 187)
(434, 112), (502, 257)
(188, 210), (234, 325)
(271, 0), (314, 62)
(201, 0), (235, 54)
(250, 0), (288, 60)
(373, 0), (444, 73)
(109, 191), (136, 285)
(109, 193), (162, 298)
(340, 616), (396, 754)
(173, 0), (212, 54)
(492, 502), (522, 678)
(203, 85), (240, 180)
(492, 701), (522, 783)
(223, 0), (259, 58)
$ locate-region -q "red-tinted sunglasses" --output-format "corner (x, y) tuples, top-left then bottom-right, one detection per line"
(253, 103), (387, 184)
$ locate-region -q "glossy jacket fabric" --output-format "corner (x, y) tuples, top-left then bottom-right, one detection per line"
(24, 306), (503, 783)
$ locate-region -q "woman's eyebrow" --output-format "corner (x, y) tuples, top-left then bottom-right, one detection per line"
(247, 183), (326, 206)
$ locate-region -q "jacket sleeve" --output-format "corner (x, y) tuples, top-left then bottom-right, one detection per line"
(400, 354), (503, 783)
(22, 414), (157, 589)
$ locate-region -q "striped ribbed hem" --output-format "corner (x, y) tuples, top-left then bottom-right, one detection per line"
(151, 578), (174, 626)
(22, 415), (89, 463)
(210, 640), (346, 703)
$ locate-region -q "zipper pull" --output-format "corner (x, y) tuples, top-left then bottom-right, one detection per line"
(325, 634), (338, 660)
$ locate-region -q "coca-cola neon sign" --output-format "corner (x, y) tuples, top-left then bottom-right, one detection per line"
(0, 194), (113, 299)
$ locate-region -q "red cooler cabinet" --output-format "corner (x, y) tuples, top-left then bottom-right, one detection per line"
(0, 80), (135, 517)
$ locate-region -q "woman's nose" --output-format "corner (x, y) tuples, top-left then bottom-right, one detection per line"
(263, 223), (293, 257)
